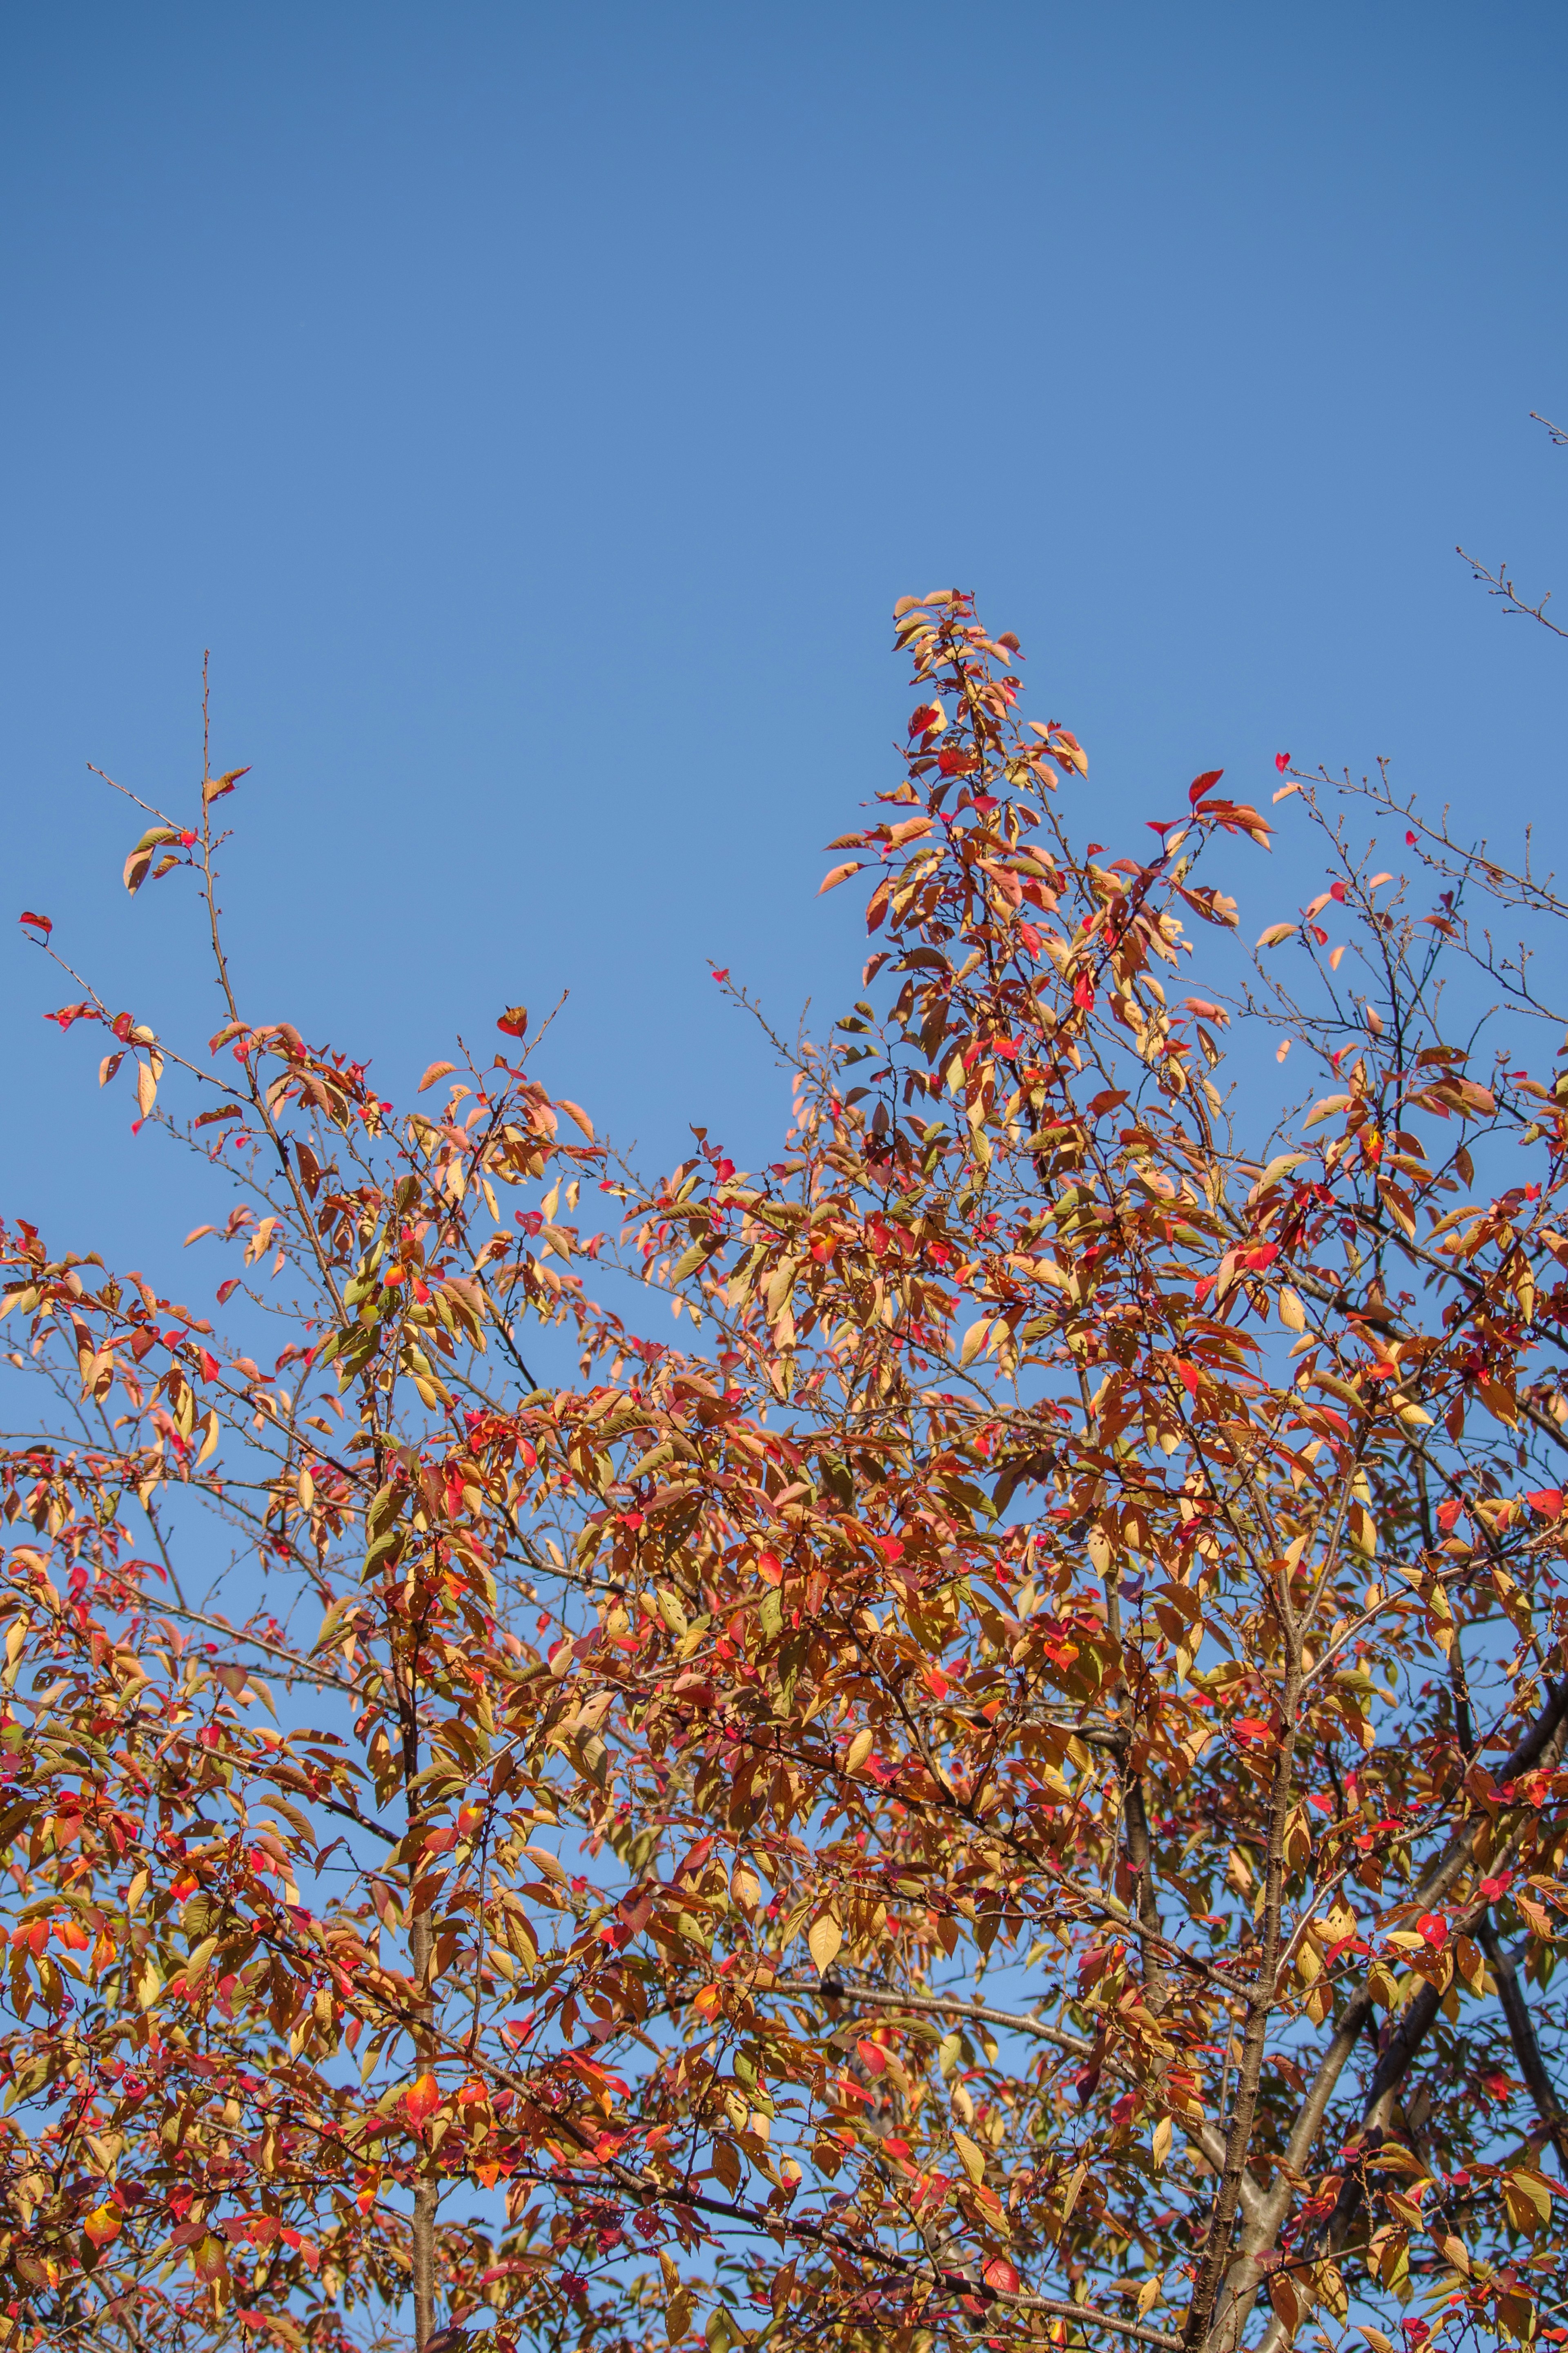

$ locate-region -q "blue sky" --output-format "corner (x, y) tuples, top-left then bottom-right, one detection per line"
(2, 1), (1565, 1282)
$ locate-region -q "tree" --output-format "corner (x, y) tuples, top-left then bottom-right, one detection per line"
(4, 484), (1568, 2353)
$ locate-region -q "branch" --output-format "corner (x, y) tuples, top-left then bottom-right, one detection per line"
(1479, 1915), (1568, 2177)
(780, 1978), (1259, 2221)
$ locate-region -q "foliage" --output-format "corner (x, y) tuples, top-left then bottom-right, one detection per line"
(5, 510), (1568, 2353)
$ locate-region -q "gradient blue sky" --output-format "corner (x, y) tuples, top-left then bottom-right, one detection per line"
(2, 2), (1565, 1282)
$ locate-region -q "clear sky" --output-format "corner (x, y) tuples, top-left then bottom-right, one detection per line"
(2, 2), (1565, 1293)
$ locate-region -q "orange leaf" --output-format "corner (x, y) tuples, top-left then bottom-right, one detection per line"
(405, 2071), (441, 2126)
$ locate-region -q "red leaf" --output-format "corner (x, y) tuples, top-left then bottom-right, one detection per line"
(1188, 770), (1223, 805)
(496, 1005), (528, 1039)
(19, 910), (51, 935)
(1274, 753), (1290, 773)
(404, 2071), (441, 2126)
(982, 2256), (1020, 2296)
(1528, 1490), (1564, 1521)
(712, 968), (730, 983)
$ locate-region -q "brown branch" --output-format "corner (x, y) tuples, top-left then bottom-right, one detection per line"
(1479, 1916), (1568, 2177)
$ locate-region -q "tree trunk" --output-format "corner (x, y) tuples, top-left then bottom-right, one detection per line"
(410, 1902), (437, 2350)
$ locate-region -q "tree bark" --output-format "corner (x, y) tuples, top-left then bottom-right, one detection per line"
(1183, 1698), (1300, 2351)
(410, 1902), (437, 2350)
(1479, 1917), (1568, 2176)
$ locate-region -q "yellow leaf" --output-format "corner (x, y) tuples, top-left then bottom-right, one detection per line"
(183, 1934), (219, 1989)
(655, 1588), (689, 1639)
(1503, 2167), (1553, 2233)
(418, 1061), (457, 1093)
(1278, 1287), (1307, 1332)
(136, 1058), (159, 1118)
(807, 1915), (842, 1973)
(953, 2127), (986, 2185)
(1151, 2116), (1172, 2168)
(818, 861), (866, 894)
(1250, 1153), (1308, 1198)
(1057, 2157), (1087, 2233)
(958, 1316), (992, 1367)
(557, 1097), (596, 1142)
(842, 1726), (875, 1777)
(1136, 2278), (1163, 2316)
(1256, 922), (1297, 948)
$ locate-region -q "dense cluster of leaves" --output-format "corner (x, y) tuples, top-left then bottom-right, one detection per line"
(4, 531), (1568, 2353)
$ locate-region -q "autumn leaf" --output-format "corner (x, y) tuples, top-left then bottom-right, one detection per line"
(807, 1916), (842, 1972)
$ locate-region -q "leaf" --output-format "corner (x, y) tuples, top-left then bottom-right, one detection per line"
(18, 910), (52, 934)
(807, 1915), (842, 1972)
(958, 1316), (993, 1367)
(418, 1062), (457, 1093)
(1268, 2274), (1305, 2337)
(953, 2127), (986, 2184)
(1256, 923), (1297, 948)
(1250, 1153), (1308, 1196)
(183, 1934), (219, 1988)
(405, 2072), (441, 2126)
(557, 1097), (596, 1142)
(136, 1058), (160, 1118)
(99, 1052), (123, 1087)
(496, 1006), (529, 1039)
(842, 1726), (875, 1777)
(818, 861), (866, 895)
(82, 2203), (121, 2249)
(1302, 1093), (1351, 1129)
(981, 2256), (1019, 2296)
(202, 765), (251, 804)
(1278, 1289), (1307, 1333)
(1503, 2167), (1552, 2233)
(124, 827), (182, 892)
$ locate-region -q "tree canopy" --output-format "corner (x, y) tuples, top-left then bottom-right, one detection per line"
(5, 527), (1568, 2353)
